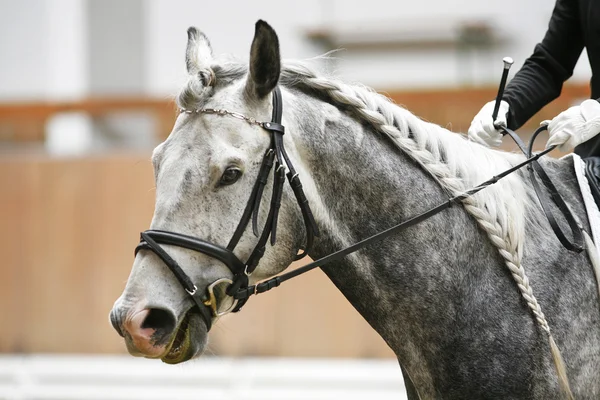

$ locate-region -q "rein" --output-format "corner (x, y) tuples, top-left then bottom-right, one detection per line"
(135, 86), (584, 330)
(235, 125), (585, 300)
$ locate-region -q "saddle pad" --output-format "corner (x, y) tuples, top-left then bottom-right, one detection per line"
(571, 153), (600, 259)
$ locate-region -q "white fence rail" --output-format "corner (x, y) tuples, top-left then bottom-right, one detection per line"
(0, 355), (407, 400)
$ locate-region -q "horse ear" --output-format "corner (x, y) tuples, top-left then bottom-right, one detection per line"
(246, 20), (281, 99)
(186, 27), (214, 85)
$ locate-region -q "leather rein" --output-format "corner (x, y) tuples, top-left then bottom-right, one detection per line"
(135, 86), (584, 331)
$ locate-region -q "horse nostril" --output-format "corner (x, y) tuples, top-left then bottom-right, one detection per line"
(141, 308), (177, 341)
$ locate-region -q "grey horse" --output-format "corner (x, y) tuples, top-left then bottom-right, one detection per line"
(110, 20), (600, 399)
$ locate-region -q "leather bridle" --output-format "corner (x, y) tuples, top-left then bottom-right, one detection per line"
(135, 86), (584, 331)
(135, 87), (319, 330)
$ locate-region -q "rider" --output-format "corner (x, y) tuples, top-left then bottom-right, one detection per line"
(468, 0), (600, 163)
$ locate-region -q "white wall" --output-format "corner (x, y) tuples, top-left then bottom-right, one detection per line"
(0, 0), (47, 100)
(142, 0), (324, 96)
(0, 0), (87, 101)
(327, 0), (590, 85)
(88, 0), (144, 95)
(0, 0), (592, 100)
(142, 0), (592, 94)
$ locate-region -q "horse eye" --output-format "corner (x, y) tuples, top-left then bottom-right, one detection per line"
(220, 167), (242, 186)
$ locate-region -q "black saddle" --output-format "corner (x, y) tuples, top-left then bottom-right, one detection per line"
(585, 157), (600, 209)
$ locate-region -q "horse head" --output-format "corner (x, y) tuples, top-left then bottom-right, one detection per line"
(110, 21), (312, 363)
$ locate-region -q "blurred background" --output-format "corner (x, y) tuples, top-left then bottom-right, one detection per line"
(0, 0), (592, 398)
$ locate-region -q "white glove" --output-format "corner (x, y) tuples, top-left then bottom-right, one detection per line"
(468, 100), (509, 147)
(544, 99), (600, 151)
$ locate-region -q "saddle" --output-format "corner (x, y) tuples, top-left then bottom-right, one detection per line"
(584, 157), (600, 208)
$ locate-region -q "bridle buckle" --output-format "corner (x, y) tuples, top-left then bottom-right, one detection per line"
(185, 285), (198, 296)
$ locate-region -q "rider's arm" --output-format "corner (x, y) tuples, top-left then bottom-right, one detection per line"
(502, 0), (585, 130)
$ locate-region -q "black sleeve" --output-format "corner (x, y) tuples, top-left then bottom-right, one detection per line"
(502, 0), (585, 130)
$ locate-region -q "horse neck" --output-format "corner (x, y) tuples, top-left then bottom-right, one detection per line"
(285, 89), (474, 330)
(283, 85), (547, 364)
(281, 84), (596, 398)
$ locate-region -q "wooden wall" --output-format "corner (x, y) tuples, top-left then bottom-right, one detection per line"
(0, 153), (393, 358)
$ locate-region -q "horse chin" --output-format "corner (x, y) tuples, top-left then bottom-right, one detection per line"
(161, 312), (206, 364)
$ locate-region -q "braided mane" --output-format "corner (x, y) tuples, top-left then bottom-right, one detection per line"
(276, 62), (563, 345)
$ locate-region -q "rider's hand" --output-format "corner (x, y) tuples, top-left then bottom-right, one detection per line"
(545, 99), (600, 151)
(468, 100), (509, 147)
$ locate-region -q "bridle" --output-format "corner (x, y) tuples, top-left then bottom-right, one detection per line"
(135, 87), (319, 330)
(135, 86), (584, 332)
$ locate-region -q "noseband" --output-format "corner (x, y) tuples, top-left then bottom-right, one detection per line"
(135, 86), (584, 332)
(135, 87), (319, 330)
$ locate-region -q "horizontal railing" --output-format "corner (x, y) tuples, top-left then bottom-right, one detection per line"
(0, 97), (177, 142)
(0, 83), (590, 143)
